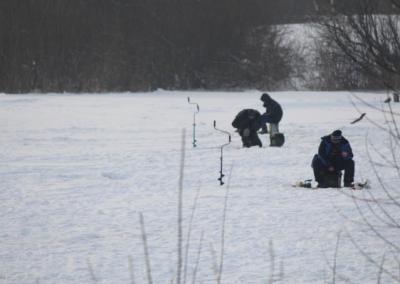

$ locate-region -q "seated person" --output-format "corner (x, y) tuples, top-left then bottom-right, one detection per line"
(259, 93), (283, 134)
(312, 130), (355, 188)
(232, 109), (262, 147)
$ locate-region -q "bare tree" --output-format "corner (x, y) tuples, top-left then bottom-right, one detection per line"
(316, 0), (400, 91)
(314, 1), (400, 281)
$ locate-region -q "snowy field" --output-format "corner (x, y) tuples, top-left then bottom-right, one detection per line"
(1, 91), (399, 284)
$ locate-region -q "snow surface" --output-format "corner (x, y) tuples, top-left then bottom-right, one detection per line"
(0, 91), (399, 283)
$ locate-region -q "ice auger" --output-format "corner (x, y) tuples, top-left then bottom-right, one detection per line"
(187, 97), (200, 147)
(213, 120), (231, 185)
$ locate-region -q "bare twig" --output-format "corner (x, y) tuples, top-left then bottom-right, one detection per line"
(332, 231), (342, 284)
(366, 138), (400, 210)
(128, 255), (135, 284)
(345, 230), (399, 281)
(183, 185), (201, 284)
(321, 231), (355, 284)
(139, 213), (153, 284)
(86, 258), (98, 284)
(209, 243), (219, 281)
(352, 192), (400, 253)
(217, 165), (233, 284)
(278, 259), (284, 283)
(268, 240), (276, 284)
(177, 129), (186, 284)
(191, 231), (204, 284)
(377, 252), (387, 284)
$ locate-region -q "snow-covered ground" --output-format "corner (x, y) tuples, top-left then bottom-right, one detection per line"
(1, 91), (399, 283)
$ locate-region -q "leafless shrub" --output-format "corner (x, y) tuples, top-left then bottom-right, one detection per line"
(314, 0), (400, 91)
(312, 2), (400, 280)
(326, 93), (400, 282)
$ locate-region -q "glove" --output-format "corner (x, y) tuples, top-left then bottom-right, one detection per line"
(243, 128), (250, 137)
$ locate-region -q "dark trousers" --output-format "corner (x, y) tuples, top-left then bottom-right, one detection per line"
(240, 130), (262, 148)
(260, 113), (281, 125)
(312, 155), (354, 185)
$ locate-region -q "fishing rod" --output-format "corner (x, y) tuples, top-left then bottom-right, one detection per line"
(187, 97), (200, 147)
(213, 120), (231, 186)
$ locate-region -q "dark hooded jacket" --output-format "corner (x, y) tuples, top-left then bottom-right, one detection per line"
(232, 109), (262, 147)
(260, 95), (283, 123)
(231, 109), (262, 131)
(317, 135), (353, 167)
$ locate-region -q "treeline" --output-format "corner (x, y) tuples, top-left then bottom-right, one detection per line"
(0, 0), (398, 93)
(0, 0), (305, 93)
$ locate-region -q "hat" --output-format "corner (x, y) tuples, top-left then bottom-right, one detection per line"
(260, 93), (271, 102)
(330, 130), (342, 143)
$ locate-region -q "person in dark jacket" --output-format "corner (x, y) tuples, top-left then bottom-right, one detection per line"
(258, 93), (283, 134)
(312, 130), (355, 187)
(232, 109), (262, 147)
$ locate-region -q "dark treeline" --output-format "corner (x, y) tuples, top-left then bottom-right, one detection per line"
(0, 0), (295, 92)
(314, 0), (400, 91)
(0, 0), (397, 93)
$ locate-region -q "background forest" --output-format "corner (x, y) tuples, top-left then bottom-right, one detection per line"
(0, 0), (397, 93)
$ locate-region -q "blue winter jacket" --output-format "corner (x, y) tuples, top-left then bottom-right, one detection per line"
(317, 135), (353, 166)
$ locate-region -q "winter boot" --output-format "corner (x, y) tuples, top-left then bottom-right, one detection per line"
(258, 125), (268, 134)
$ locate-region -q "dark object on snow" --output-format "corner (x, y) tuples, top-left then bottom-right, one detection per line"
(302, 179), (313, 188)
(318, 170), (342, 188)
(394, 93), (400, 103)
(259, 125), (268, 134)
(311, 130), (355, 187)
(384, 97), (391, 103)
(270, 133), (285, 147)
(269, 123), (285, 147)
(350, 113), (366, 124)
(232, 109), (262, 148)
(293, 179), (315, 189)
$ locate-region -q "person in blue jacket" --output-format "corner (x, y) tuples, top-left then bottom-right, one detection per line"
(312, 130), (355, 187)
(258, 93), (283, 134)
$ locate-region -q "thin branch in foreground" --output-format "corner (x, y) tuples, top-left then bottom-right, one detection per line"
(352, 192), (400, 253)
(183, 184), (202, 284)
(345, 229), (399, 281)
(366, 138), (400, 210)
(351, 93), (400, 116)
(392, 252), (400, 280)
(209, 242), (219, 281)
(332, 231), (342, 284)
(177, 129), (186, 284)
(278, 259), (284, 283)
(350, 95), (400, 140)
(86, 258), (98, 284)
(191, 231), (204, 284)
(377, 252), (387, 284)
(386, 98), (400, 139)
(217, 165), (233, 284)
(169, 265), (176, 284)
(139, 213), (153, 284)
(321, 230), (355, 284)
(128, 255), (135, 284)
(350, 112), (366, 124)
(268, 240), (276, 284)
